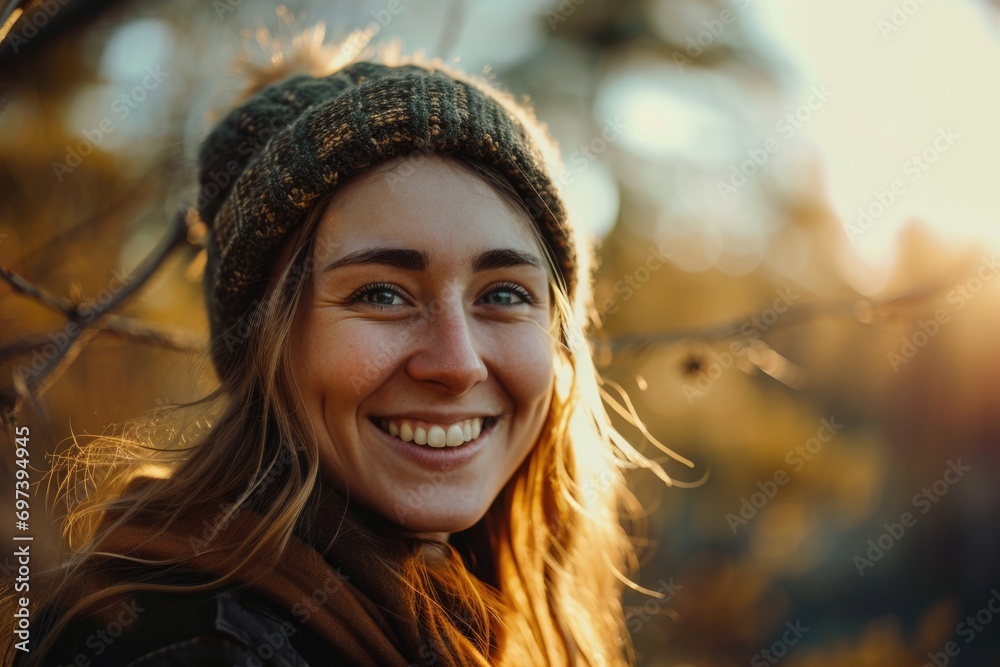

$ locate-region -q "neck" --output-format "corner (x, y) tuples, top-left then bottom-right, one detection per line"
(417, 532), (450, 542)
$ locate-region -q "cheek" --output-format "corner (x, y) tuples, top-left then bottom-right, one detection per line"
(296, 317), (404, 412)
(491, 326), (555, 411)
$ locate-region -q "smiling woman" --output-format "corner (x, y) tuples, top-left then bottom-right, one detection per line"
(294, 155), (557, 537)
(1, 44), (678, 667)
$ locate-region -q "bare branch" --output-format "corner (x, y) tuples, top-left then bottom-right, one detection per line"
(10, 324), (102, 406)
(0, 316), (202, 363)
(13, 160), (180, 271)
(100, 315), (203, 353)
(102, 207), (189, 311)
(596, 265), (967, 362)
(0, 333), (55, 361)
(1, 207), (192, 424)
(0, 265), (75, 316)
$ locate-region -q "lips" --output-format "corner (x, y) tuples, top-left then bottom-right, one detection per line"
(373, 415), (498, 448)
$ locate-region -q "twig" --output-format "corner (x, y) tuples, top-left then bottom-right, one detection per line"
(0, 316), (202, 362)
(0, 265), (75, 315)
(0, 1), (24, 36)
(1, 207), (191, 424)
(596, 261), (971, 360)
(100, 314), (203, 353)
(13, 160), (179, 271)
(102, 206), (189, 309)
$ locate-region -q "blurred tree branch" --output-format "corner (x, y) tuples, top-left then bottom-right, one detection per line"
(12, 162), (177, 275)
(0, 263), (74, 314)
(2, 203), (966, 425)
(0, 0), (132, 72)
(434, 0), (465, 61)
(591, 258), (979, 390)
(596, 276), (958, 359)
(0, 206), (199, 424)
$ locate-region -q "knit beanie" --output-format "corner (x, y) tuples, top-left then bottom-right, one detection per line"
(195, 60), (577, 379)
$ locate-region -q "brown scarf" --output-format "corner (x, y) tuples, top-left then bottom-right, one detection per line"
(86, 483), (497, 666)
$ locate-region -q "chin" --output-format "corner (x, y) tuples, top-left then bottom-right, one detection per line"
(395, 503), (488, 535)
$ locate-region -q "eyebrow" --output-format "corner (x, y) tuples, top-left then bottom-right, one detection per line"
(322, 247), (543, 273)
(473, 248), (543, 272)
(323, 248), (426, 272)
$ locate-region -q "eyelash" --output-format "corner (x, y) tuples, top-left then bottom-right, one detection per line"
(346, 281), (535, 310)
(486, 282), (535, 306)
(346, 282), (399, 309)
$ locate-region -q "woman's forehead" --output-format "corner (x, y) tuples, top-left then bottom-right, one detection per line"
(311, 154), (543, 263)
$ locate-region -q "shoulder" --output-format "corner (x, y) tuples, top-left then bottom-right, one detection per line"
(25, 585), (313, 667)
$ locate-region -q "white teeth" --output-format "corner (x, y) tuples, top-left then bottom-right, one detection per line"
(446, 424), (464, 447)
(427, 425), (447, 448)
(399, 422), (413, 442)
(379, 417), (487, 447)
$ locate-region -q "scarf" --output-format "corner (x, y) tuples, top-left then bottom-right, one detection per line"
(85, 482), (499, 666)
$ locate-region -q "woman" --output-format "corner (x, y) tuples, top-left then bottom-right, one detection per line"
(3, 49), (682, 667)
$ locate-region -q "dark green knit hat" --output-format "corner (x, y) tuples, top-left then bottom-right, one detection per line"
(196, 60), (576, 379)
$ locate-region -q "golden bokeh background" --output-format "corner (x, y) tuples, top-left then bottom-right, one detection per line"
(2, 1), (1000, 665)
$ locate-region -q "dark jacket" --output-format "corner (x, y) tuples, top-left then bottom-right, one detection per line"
(14, 484), (494, 667)
(16, 579), (330, 666)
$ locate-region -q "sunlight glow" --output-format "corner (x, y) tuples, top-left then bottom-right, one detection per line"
(0, 8), (23, 44)
(597, 64), (735, 163)
(756, 0), (1000, 286)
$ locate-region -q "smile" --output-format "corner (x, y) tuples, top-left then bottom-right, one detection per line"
(373, 416), (499, 448)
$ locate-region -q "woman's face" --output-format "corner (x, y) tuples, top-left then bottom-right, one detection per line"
(291, 154), (556, 534)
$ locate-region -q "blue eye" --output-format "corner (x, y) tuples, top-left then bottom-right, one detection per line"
(482, 282), (534, 306)
(348, 283), (406, 309)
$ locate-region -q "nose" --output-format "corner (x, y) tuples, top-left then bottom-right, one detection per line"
(406, 295), (488, 395)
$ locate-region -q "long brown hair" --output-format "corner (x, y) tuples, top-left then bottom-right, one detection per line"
(1, 47), (693, 667)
